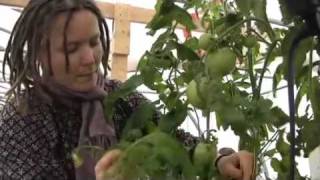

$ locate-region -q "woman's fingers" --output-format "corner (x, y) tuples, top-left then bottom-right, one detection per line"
(217, 154), (242, 180)
(95, 149), (122, 180)
(223, 163), (243, 180)
(238, 151), (254, 180)
(217, 151), (254, 180)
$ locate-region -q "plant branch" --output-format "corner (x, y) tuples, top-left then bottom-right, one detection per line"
(206, 111), (210, 141)
(258, 130), (280, 156)
(247, 49), (258, 99)
(187, 110), (202, 138)
(216, 17), (276, 43)
(248, 28), (272, 46)
(257, 40), (279, 97)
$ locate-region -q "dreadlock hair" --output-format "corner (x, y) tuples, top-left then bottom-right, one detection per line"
(3, 0), (110, 103)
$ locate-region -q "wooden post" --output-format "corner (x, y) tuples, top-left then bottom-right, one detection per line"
(111, 3), (130, 81)
(0, 0), (28, 7)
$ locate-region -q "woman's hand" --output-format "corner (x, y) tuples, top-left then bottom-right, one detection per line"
(216, 150), (254, 180)
(95, 149), (122, 180)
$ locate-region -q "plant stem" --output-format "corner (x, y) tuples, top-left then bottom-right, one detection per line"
(258, 130), (280, 156)
(206, 111), (210, 141)
(249, 28), (272, 46)
(188, 110), (202, 138)
(257, 40), (279, 97)
(216, 17), (275, 43)
(247, 49), (258, 99)
(308, 42), (314, 88)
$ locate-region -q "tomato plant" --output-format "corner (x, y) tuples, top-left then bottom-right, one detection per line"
(94, 0), (320, 179)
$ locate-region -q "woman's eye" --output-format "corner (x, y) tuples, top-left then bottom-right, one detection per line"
(66, 44), (78, 54)
(90, 38), (100, 47)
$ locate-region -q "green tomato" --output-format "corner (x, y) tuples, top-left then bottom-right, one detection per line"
(243, 35), (257, 48)
(205, 47), (236, 77)
(198, 33), (213, 50)
(193, 142), (216, 177)
(186, 80), (206, 109)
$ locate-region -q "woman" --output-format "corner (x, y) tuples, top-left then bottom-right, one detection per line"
(0, 0), (253, 179)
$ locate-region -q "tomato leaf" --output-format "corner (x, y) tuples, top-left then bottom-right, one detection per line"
(301, 120), (320, 155)
(252, 0), (275, 40)
(119, 131), (196, 179)
(175, 42), (200, 61)
(270, 107), (289, 128)
(121, 102), (157, 140)
(159, 100), (188, 133)
(278, 0), (294, 24)
(147, 0), (196, 32)
(309, 77), (320, 120)
(281, 26), (313, 80)
(235, 0), (253, 16)
(103, 75), (143, 120)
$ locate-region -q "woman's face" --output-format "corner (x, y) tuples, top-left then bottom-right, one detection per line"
(40, 9), (103, 92)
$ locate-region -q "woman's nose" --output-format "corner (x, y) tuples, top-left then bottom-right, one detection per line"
(81, 47), (95, 65)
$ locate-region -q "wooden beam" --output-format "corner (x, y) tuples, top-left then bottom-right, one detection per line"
(110, 54), (128, 81)
(112, 3), (130, 55)
(128, 6), (155, 24)
(0, 0), (203, 32)
(110, 3), (130, 81)
(95, 1), (114, 19)
(0, 0), (28, 7)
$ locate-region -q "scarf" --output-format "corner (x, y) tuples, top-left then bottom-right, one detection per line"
(36, 74), (117, 180)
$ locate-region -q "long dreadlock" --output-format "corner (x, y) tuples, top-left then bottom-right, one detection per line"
(3, 0), (110, 103)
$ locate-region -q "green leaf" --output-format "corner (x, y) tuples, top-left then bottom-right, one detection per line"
(121, 102), (157, 140)
(103, 75), (143, 120)
(281, 26), (313, 80)
(264, 149), (277, 157)
(150, 30), (172, 52)
(175, 42), (200, 61)
(184, 37), (199, 50)
(172, 5), (196, 30)
(309, 77), (320, 120)
(159, 100), (188, 133)
(234, 81), (252, 89)
(120, 131), (196, 179)
(252, 0), (275, 40)
(251, 98), (274, 125)
(148, 55), (173, 69)
(235, 0), (253, 15)
(174, 76), (185, 86)
(272, 63), (283, 97)
(295, 79), (308, 112)
(147, 1), (196, 32)
(270, 107), (289, 128)
(276, 131), (290, 156)
(278, 0), (294, 24)
(216, 106), (246, 134)
(140, 66), (163, 90)
(271, 158), (282, 173)
(181, 61), (205, 82)
(301, 120), (320, 155)
(147, 0), (174, 31)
